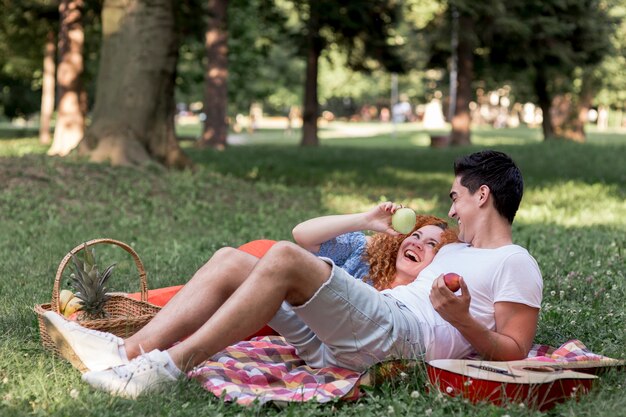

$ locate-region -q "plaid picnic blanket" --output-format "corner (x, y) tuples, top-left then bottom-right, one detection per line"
(188, 336), (362, 405)
(526, 339), (618, 363)
(188, 336), (618, 406)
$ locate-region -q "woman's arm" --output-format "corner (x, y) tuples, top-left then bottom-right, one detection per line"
(292, 202), (402, 252)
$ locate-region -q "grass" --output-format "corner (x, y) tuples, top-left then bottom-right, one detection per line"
(0, 123), (625, 416)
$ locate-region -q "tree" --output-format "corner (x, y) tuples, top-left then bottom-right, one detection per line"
(549, 68), (598, 141)
(594, 6), (626, 117)
(486, 0), (616, 141)
(419, 0), (504, 146)
(198, 0), (228, 149)
(48, 0), (86, 156)
(0, 0), (57, 119)
(39, 30), (56, 145)
(286, 0), (405, 146)
(174, 0), (290, 145)
(299, 2), (322, 146)
(80, 0), (190, 167)
(448, 9), (474, 145)
(548, 2), (618, 141)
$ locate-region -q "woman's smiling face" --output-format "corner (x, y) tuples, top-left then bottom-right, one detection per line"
(395, 225), (444, 281)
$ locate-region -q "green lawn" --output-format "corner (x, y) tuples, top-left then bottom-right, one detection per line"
(0, 124), (625, 416)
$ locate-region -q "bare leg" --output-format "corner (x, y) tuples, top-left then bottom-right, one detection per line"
(124, 247), (259, 359)
(167, 241), (332, 371)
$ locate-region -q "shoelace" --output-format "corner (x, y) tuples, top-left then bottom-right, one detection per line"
(112, 351), (168, 379)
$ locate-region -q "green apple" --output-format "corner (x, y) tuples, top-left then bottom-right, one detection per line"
(391, 207), (416, 234)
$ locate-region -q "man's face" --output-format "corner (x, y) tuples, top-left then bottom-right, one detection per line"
(448, 176), (479, 244)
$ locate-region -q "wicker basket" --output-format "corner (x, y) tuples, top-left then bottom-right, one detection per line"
(34, 238), (161, 356)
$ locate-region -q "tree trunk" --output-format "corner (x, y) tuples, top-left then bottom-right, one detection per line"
(550, 94), (584, 142)
(39, 30), (56, 145)
(449, 15), (473, 146)
(198, 0), (229, 150)
(81, 0), (190, 168)
(573, 86), (593, 141)
(48, 0), (85, 156)
(550, 76), (593, 142)
(300, 4), (321, 147)
(534, 69), (555, 140)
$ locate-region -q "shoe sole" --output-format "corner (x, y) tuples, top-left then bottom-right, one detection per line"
(43, 314), (89, 373)
(83, 369), (179, 399)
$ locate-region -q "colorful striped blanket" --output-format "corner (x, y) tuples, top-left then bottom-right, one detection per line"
(188, 336), (361, 405)
(188, 336), (619, 406)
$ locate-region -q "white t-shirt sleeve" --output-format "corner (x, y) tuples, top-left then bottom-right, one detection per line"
(493, 251), (543, 309)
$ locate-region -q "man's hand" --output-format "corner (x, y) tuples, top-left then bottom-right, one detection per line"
(430, 273), (539, 360)
(429, 273), (471, 325)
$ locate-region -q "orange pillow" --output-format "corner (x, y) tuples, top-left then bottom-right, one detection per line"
(127, 240), (278, 339)
(237, 239), (277, 258)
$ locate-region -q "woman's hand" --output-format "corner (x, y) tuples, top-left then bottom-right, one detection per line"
(363, 202), (404, 235)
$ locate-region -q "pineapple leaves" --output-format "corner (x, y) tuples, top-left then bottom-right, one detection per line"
(68, 245), (116, 319)
(83, 243), (96, 272)
(99, 263), (116, 288)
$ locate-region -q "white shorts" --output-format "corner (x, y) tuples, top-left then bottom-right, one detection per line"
(267, 257), (426, 371)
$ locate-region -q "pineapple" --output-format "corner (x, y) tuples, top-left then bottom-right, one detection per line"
(68, 244), (116, 320)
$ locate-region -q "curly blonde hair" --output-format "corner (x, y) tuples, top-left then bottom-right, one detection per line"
(365, 215), (459, 290)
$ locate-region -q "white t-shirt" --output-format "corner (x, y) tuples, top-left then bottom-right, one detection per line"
(383, 242), (543, 360)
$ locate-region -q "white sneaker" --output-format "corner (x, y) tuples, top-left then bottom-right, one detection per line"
(43, 311), (128, 372)
(82, 349), (182, 399)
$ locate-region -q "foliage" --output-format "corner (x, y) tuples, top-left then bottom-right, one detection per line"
(0, 0), (102, 118)
(2, 0), (625, 126)
(594, 2), (626, 110)
(228, 0), (297, 113)
(415, 0), (503, 92)
(486, 0), (617, 100)
(0, 125), (625, 416)
(406, 0), (624, 119)
(177, 0), (442, 116)
(0, 0), (57, 118)
(174, 0), (297, 115)
(314, 0), (445, 115)
(281, 0), (406, 72)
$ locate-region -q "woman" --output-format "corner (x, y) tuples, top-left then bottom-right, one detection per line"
(293, 201), (458, 290)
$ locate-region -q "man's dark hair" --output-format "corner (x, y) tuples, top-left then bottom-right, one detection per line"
(454, 150), (523, 224)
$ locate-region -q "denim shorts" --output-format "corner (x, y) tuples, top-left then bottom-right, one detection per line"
(267, 257), (426, 371)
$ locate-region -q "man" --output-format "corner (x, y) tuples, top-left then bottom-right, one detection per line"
(44, 150), (542, 398)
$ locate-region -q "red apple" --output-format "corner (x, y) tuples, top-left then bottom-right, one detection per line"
(443, 272), (461, 292)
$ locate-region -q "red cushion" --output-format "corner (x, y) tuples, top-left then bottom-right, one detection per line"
(237, 239), (277, 258)
(127, 240), (278, 339)
(128, 284), (184, 307)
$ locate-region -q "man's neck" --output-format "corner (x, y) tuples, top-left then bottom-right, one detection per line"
(468, 215), (513, 249)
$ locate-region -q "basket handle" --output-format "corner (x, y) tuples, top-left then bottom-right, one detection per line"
(51, 238), (149, 313)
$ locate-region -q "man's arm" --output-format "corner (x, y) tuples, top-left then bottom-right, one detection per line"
(430, 275), (538, 360)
